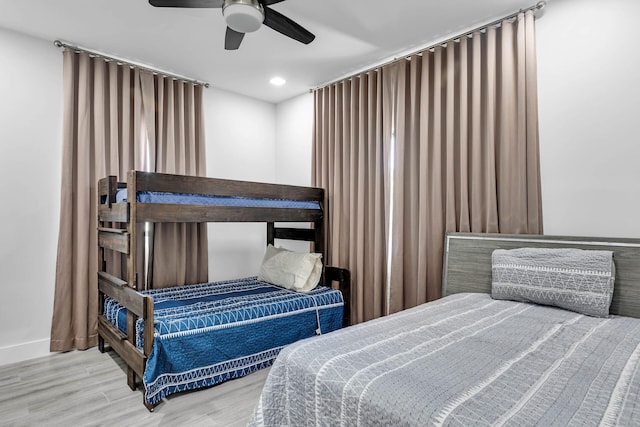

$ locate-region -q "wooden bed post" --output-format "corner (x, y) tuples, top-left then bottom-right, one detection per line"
(127, 171), (138, 291)
(126, 311), (137, 390)
(97, 175), (120, 353)
(126, 172), (139, 390)
(314, 218), (325, 261)
(266, 222), (275, 246)
(325, 267), (351, 327)
(97, 239), (106, 353)
(97, 180), (106, 353)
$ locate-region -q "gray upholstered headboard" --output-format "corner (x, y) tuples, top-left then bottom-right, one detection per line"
(442, 232), (640, 318)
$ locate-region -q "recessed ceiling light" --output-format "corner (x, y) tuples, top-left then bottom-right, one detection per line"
(270, 76), (286, 87)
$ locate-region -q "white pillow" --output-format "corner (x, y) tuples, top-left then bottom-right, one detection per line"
(258, 245), (323, 292)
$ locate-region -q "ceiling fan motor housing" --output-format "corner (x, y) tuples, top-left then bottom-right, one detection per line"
(223, 0), (265, 33)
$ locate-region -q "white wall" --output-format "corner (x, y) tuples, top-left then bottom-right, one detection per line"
(0, 28), (62, 365)
(204, 88), (277, 280)
(273, 93), (315, 253)
(202, 91), (313, 286)
(537, 0), (640, 237)
(275, 93), (314, 187)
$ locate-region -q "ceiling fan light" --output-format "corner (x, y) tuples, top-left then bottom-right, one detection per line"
(223, 1), (264, 34)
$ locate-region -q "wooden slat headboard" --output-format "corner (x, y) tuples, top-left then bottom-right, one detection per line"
(442, 232), (640, 318)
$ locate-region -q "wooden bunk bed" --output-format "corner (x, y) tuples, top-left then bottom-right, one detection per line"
(96, 171), (351, 410)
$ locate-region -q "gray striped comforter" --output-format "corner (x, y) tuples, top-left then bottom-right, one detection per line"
(250, 293), (640, 426)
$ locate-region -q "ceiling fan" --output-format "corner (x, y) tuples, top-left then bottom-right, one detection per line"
(149, 0), (315, 50)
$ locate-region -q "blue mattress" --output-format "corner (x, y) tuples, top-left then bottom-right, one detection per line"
(103, 276), (343, 406)
(115, 188), (321, 210)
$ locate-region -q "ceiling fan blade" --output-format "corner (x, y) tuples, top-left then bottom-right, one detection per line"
(261, 0), (286, 5)
(225, 27), (245, 50)
(149, 0), (223, 8)
(263, 6), (315, 44)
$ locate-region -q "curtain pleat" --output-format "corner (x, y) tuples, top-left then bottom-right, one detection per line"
(51, 51), (145, 351)
(312, 11), (542, 324)
(313, 71), (387, 324)
(149, 77), (208, 289)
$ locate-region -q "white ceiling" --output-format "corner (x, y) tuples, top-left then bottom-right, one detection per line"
(0, 0), (536, 103)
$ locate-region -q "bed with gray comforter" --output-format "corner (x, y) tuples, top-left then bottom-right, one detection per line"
(250, 292), (640, 426)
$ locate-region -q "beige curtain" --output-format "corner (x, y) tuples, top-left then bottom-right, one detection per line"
(313, 72), (388, 323)
(51, 51), (150, 351)
(148, 77), (209, 289)
(51, 51), (209, 351)
(313, 11), (542, 324)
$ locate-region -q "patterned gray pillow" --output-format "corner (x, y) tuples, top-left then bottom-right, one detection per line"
(491, 247), (615, 317)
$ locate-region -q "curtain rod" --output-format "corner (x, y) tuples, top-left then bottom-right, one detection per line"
(53, 40), (210, 88)
(313, 1), (546, 91)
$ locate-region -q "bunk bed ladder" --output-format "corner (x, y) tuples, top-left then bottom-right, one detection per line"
(97, 174), (156, 409)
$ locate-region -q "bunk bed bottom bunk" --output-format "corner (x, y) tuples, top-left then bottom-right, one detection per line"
(102, 276), (344, 407)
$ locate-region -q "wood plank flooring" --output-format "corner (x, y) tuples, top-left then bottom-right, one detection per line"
(0, 348), (269, 426)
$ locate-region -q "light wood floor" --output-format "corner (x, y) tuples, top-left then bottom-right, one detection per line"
(0, 348), (269, 426)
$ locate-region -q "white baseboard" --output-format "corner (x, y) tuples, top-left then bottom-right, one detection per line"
(0, 339), (51, 366)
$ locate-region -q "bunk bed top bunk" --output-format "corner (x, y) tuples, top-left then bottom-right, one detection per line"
(96, 171), (350, 410)
(99, 171), (325, 224)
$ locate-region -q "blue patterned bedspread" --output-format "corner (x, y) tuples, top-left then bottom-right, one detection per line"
(103, 277), (343, 406)
(115, 188), (321, 210)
